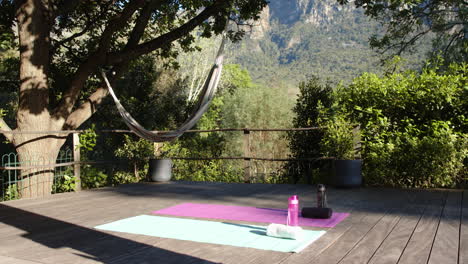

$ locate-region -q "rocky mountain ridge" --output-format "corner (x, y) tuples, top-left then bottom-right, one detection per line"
(229, 0), (428, 88)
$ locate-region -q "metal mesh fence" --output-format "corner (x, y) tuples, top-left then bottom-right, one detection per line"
(1, 147), (74, 201)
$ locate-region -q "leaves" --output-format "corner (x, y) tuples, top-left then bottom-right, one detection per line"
(348, 0), (468, 63)
(114, 135), (154, 161)
(339, 62), (467, 187)
(78, 125), (98, 152)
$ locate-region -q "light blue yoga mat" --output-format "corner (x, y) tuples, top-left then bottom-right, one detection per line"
(95, 215), (325, 253)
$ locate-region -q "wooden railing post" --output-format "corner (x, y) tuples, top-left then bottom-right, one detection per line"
(243, 129), (251, 182)
(73, 132), (82, 191)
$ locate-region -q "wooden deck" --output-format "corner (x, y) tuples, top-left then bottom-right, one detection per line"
(0, 182), (466, 264)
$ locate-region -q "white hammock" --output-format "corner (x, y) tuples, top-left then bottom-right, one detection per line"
(102, 36), (226, 142)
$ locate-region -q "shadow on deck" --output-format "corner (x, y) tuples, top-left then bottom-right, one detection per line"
(0, 182), (466, 264)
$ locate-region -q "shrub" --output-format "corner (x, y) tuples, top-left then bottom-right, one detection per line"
(112, 170), (142, 185)
(339, 62), (467, 187)
(286, 77), (334, 183)
(81, 165), (108, 189)
(365, 122), (467, 188)
(317, 102), (358, 160)
(291, 62), (467, 188)
(3, 183), (19, 200)
(115, 135), (154, 179)
(52, 168), (76, 193)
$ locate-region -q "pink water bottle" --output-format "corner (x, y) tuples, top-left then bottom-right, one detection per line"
(287, 195), (299, 226)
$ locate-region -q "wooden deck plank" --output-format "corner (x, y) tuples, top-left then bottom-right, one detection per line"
(397, 192), (447, 264)
(279, 188), (377, 264)
(0, 255), (44, 264)
(283, 210), (367, 264)
(459, 190), (468, 264)
(0, 182), (455, 264)
(111, 241), (225, 264)
(338, 209), (401, 263)
(299, 189), (438, 264)
(428, 191), (462, 264)
(367, 191), (444, 264)
(305, 209), (386, 264)
(188, 183), (303, 264)
(212, 186), (376, 264)
(367, 209), (424, 264)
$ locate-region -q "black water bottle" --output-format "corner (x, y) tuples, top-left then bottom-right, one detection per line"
(317, 184), (327, 208)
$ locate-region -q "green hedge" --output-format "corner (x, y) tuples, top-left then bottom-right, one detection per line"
(291, 62), (467, 188)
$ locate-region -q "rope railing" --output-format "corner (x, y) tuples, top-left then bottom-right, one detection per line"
(0, 127), (352, 175)
(0, 157), (335, 170)
(0, 127), (322, 135)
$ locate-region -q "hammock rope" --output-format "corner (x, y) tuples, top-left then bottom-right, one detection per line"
(102, 34), (226, 142)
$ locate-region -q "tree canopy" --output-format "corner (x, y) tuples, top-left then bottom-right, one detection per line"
(341, 0), (467, 63)
(0, 0), (267, 197)
(0, 0), (267, 136)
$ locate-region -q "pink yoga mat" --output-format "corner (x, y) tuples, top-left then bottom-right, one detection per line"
(152, 203), (349, 228)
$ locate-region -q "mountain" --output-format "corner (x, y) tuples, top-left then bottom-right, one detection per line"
(227, 0), (430, 90)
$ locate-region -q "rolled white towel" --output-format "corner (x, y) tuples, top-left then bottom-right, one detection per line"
(266, 223), (304, 240)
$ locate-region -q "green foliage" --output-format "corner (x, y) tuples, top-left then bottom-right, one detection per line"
(172, 158), (243, 183)
(364, 122), (467, 188)
(0, 37), (19, 153)
(3, 183), (19, 201)
(286, 77), (334, 183)
(86, 54), (189, 155)
(81, 165), (108, 189)
(53, 169), (77, 194)
(317, 102), (357, 160)
(78, 125), (98, 153)
(340, 62), (468, 138)
(288, 77), (334, 158)
(0, 1), (15, 52)
(290, 61), (466, 188)
(229, 1), (432, 89)
(158, 63), (294, 183)
(160, 95), (233, 182)
(115, 135), (154, 161)
(115, 134), (154, 178)
(345, 0), (467, 64)
(338, 62), (468, 187)
(112, 171), (142, 185)
(219, 64), (254, 94)
(220, 68), (294, 159)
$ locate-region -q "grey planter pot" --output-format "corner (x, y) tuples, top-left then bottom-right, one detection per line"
(148, 159), (172, 182)
(332, 159), (362, 188)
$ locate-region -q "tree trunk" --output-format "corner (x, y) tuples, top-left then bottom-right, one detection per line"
(13, 0), (62, 198)
(14, 135), (66, 198)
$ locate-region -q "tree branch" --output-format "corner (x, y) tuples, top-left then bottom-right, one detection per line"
(97, 0), (146, 52)
(63, 86), (109, 129)
(51, 7), (105, 56)
(53, 0), (146, 121)
(0, 118), (13, 142)
(125, 0), (165, 49)
(107, 0), (229, 65)
(52, 0), (82, 18)
(60, 0), (230, 127)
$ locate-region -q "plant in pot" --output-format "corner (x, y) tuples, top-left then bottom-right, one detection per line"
(318, 104), (362, 187)
(114, 135), (171, 182)
(148, 142), (173, 182)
